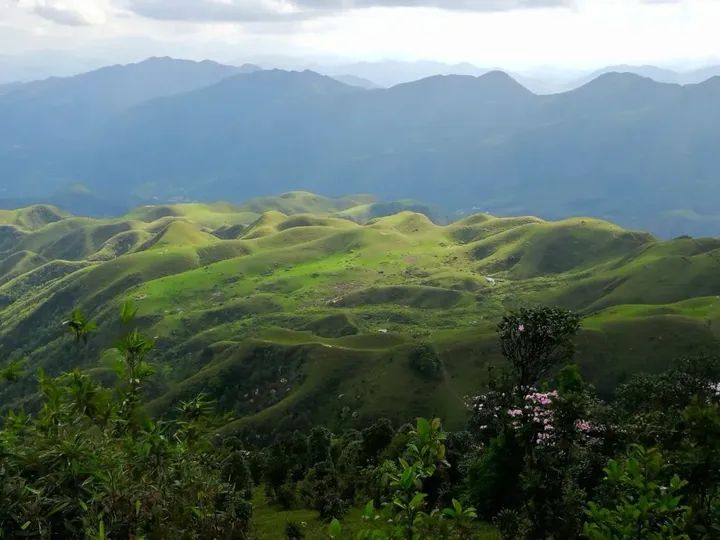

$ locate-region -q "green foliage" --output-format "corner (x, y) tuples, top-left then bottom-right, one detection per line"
(497, 306), (581, 391)
(468, 345), (605, 537)
(615, 356), (720, 421)
(440, 499), (479, 538)
(4, 301), (720, 540)
(285, 520), (306, 539)
(0, 358), (25, 383)
(493, 508), (530, 540)
(362, 418), (396, 463)
(224, 449), (255, 499)
(64, 308), (96, 344)
(298, 460), (346, 521)
(556, 363), (585, 394)
(467, 432), (524, 517)
(584, 445), (691, 539)
(328, 518), (342, 539)
(354, 417), (477, 540)
(0, 310), (252, 538)
(119, 299), (138, 324)
(611, 357), (720, 535)
(407, 344), (443, 380)
(677, 401), (720, 536)
(308, 426), (333, 465)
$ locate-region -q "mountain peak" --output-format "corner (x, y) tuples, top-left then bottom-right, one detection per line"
(695, 74), (720, 87)
(686, 74), (720, 96)
(477, 70), (533, 92)
(0, 55), (248, 113)
(265, 68), (354, 87)
(184, 68), (359, 104)
(478, 69), (517, 80)
(131, 57), (261, 74)
(567, 71), (682, 101)
(140, 56), (176, 64)
(391, 70), (531, 96)
(581, 71), (667, 89)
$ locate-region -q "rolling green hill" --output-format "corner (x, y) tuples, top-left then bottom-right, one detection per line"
(1, 192), (719, 435)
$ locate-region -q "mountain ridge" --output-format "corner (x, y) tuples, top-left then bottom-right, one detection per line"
(2, 59), (720, 237)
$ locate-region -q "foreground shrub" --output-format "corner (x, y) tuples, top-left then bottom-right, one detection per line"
(0, 305), (252, 538)
(584, 445), (691, 540)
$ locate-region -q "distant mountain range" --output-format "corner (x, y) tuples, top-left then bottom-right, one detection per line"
(331, 74), (382, 90)
(1, 57), (720, 237)
(570, 64), (720, 91)
(282, 59), (720, 93)
(316, 60), (488, 88)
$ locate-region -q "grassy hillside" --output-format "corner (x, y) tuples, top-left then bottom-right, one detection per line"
(1, 193), (719, 433)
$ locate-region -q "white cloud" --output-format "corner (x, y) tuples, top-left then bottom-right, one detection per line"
(16, 0), (108, 25)
(0, 0), (718, 75)
(123, 0), (310, 23)
(123, 0), (573, 22)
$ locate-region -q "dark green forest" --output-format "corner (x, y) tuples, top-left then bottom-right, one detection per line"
(2, 303), (718, 539)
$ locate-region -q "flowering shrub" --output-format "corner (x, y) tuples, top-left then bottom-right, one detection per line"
(466, 359), (613, 538)
(524, 390), (557, 446)
(469, 388), (564, 447)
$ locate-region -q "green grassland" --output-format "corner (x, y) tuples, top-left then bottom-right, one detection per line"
(1, 191), (720, 433)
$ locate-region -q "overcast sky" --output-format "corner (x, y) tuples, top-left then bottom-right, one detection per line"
(2, 0), (720, 71)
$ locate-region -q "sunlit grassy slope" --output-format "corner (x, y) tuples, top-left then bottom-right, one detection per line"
(1, 191), (719, 432)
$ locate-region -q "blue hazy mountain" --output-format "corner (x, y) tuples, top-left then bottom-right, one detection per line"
(1, 60), (720, 236)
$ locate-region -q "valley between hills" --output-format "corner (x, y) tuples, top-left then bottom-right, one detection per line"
(1, 191), (720, 434)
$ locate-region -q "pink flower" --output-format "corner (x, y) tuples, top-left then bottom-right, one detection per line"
(518, 324), (525, 332)
(575, 419), (592, 433)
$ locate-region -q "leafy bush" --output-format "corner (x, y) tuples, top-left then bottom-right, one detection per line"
(353, 417), (477, 540)
(497, 306), (581, 392)
(584, 445), (691, 539)
(466, 432), (524, 517)
(408, 343), (443, 379)
(285, 521), (305, 539)
(361, 418), (395, 462)
(494, 508), (530, 540)
(0, 304), (252, 538)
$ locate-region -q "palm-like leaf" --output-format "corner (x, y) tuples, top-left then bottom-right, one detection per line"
(0, 358), (25, 382)
(64, 309), (96, 344)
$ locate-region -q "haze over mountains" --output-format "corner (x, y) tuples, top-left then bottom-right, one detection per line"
(4, 53), (720, 92)
(571, 64), (720, 92)
(1, 56), (720, 237)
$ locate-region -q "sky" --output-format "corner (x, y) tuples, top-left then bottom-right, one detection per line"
(1, 0), (720, 73)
